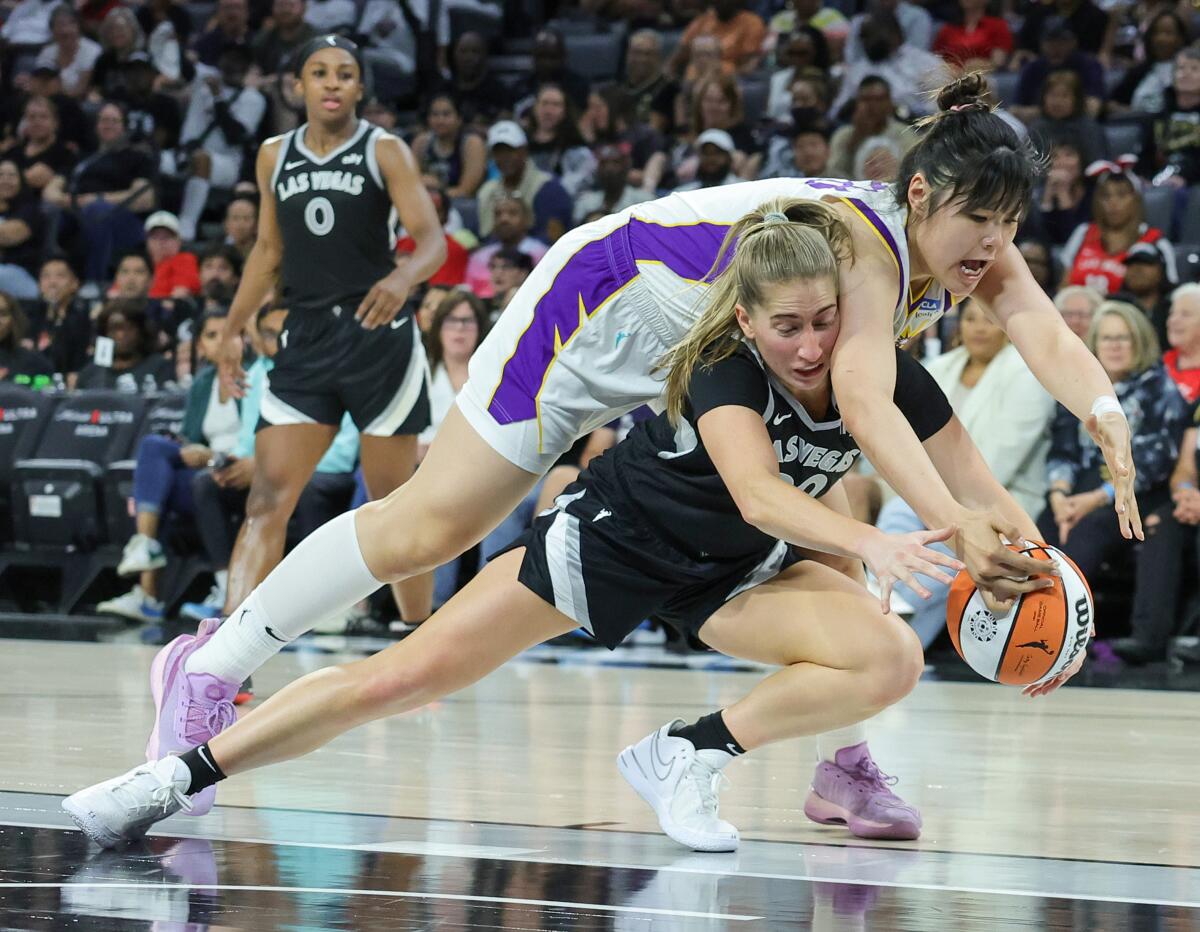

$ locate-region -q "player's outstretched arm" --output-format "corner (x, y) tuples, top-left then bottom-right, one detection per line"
(699, 404), (964, 613)
(975, 243), (1141, 541)
(218, 140), (285, 397)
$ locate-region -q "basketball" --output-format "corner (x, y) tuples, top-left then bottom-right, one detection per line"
(946, 544), (1093, 686)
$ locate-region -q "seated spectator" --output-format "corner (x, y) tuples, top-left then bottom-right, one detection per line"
(845, 0), (933, 63)
(671, 0), (767, 75)
(833, 10), (943, 118)
(179, 304), (359, 621)
(1115, 403), (1200, 663)
(357, 0), (450, 82)
(35, 5), (101, 99)
(1139, 46), (1200, 188)
(485, 247), (531, 320)
(1013, 19), (1104, 123)
(110, 250), (151, 299)
(170, 243), (242, 382)
(877, 299), (1056, 645)
(1164, 283), (1200, 402)
(672, 128), (741, 191)
(621, 29), (681, 136)
(1, 95), (77, 196)
(415, 284), (448, 334)
(690, 72), (761, 175)
(1118, 243), (1172, 348)
(195, 0), (252, 68)
(396, 184), (469, 287)
(1038, 300), (1187, 606)
(0, 294), (52, 384)
(524, 83), (596, 198)
(1110, 11), (1190, 114)
(20, 65), (88, 151)
(1026, 70), (1108, 167)
(1018, 239), (1057, 295)
(113, 53), (182, 154)
(251, 0), (317, 76)
(144, 211), (200, 299)
(440, 31), (513, 128)
(0, 159), (46, 300)
(91, 7), (146, 99)
(1030, 142), (1091, 247)
(1015, 0), (1107, 60)
(514, 29), (591, 111)
(769, 0), (848, 60)
(75, 298), (174, 391)
(763, 114), (832, 178)
(411, 94), (486, 200)
(579, 84), (665, 186)
(574, 145), (652, 224)
(827, 76), (914, 181)
(170, 46), (265, 242)
(932, 0), (1012, 69)
(477, 122), (572, 244)
(303, 0), (356, 35)
(1054, 283), (1104, 340)
(135, 0), (192, 85)
(221, 195), (258, 261)
(98, 308), (240, 622)
(44, 102), (158, 287)
(1062, 171), (1175, 296)
(27, 255), (89, 382)
(466, 195), (548, 297)
(766, 27), (830, 123)
(1, 0), (57, 52)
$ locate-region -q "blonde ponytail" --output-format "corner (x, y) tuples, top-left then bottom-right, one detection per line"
(656, 197), (852, 424)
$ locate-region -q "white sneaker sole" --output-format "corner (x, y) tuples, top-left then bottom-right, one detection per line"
(617, 746), (739, 852)
(62, 795), (127, 850)
(117, 554), (168, 577)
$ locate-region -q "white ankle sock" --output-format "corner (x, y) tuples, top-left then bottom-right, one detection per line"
(185, 511), (383, 682)
(816, 723), (869, 763)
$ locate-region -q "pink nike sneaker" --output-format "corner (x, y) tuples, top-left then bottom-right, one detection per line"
(803, 742), (922, 840)
(146, 618), (238, 817)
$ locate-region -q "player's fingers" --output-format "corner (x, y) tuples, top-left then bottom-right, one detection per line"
(995, 549), (1059, 577)
(1126, 489), (1144, 541)
(878, 577), (893, 615)
(355, 286), (379, 321)
(899, 570), (931, 601)
(916, 544), (965, 571)
(919, 525), (959, 548)
(981, 589), (1014, 614)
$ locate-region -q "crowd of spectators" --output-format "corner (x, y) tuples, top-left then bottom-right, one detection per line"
(4, 0), (1200, 662)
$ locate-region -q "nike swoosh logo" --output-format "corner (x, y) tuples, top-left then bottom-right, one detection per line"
(593, 509), (612, 522)
(197, 745), (218, 774)
(726, 742), (741, 755)
(284, 160), (306, 170)
(773, 413), (792, 425)
(238, 608), (249, 624)
(265, 626), (288, 643)
(390, 317), (407, 329)
(649, 730), (676, 782)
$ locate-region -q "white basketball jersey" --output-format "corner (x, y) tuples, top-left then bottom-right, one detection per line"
(615, 178), (958, 344)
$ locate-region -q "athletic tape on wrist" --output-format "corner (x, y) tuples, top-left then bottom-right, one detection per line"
(1091, 395), (1124, 419)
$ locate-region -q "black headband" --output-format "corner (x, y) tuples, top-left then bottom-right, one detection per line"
(293, 34), (364, 77)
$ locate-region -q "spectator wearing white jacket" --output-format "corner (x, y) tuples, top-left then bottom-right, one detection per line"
(877, 299), (1057, 645)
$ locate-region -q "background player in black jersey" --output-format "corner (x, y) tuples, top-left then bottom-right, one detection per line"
(65, 200), (1084, 853)
(208, 37), (448, 645)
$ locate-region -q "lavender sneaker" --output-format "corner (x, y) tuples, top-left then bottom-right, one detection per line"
(803, 742), (922, 840)
(146, 618), (238, 817)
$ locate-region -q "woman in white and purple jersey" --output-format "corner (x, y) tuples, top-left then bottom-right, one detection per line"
(71, 73), (1132, 842)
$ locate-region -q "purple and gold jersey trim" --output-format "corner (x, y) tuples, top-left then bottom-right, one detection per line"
(839, 197), (906, 316)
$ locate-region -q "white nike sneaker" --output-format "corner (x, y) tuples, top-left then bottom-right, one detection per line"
(617, 720), (740, 852)
(117, 533), (167, 577)
(62, 758), (192, 849)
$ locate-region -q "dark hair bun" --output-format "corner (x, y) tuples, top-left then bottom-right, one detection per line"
(936, 71), (989, 113)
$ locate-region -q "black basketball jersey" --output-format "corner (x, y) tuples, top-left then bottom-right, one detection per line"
(582, 345), (953, 562)
(271, 119), (397, 314)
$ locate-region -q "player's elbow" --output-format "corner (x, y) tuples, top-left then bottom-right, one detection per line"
(730, 475), (778, 534)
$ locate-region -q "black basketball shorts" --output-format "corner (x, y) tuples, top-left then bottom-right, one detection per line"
(258, 305), (430, 437)
(498, 482), (803, 649)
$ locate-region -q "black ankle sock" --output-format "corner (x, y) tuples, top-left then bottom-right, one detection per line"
(670, 711), (746, 756)
(179, 743), (227, 796)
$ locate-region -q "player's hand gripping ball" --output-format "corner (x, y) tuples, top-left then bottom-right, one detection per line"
(946, 543), (1093, 686)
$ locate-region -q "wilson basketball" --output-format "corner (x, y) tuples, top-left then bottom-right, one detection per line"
(946, 544), (1093, 686)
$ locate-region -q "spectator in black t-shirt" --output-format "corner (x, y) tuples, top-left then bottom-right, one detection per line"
(513, 29), (592, 113)
(1025, 69), (1108, 166)
(1117, 243), (1173, 349)
(45, 102), (157, 285)
(25, 66), (90, 152)
(27, 255), (90, 382)
(1108, 10), (1189, 114)
(0, 294), (52, 385)
(0, 95), (77, 196)
(441, 32), (513, 129)
(1029, 141), (1091, 247)
(1016, 0), (1108, 59)
(251, 0), (316, 75)
(0, 159), (45, 300)
(75, 298), (174, 391)
(113, 53), (182, 154)
(1141, 47), (1200, 187)
(1013, 19), (1105, 122)
(622, 28), (680, 135)
(195, 0), (253, 68)
(91, 7), (146, 99)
